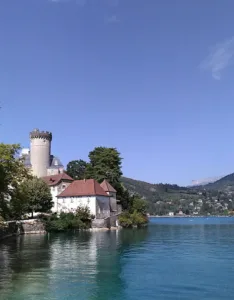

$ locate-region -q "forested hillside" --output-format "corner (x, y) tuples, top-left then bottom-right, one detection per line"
(205, 173), (234, 192)
(121, 176), (234, 215)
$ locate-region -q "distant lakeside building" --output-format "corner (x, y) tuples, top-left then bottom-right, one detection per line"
(21, 129), (121, 225)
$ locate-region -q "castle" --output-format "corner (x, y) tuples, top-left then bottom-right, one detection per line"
(21, 129), (121, 225)
(21, 129), (64, 177)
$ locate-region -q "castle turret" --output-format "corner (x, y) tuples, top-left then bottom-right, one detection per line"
(30, 129), (52, 177)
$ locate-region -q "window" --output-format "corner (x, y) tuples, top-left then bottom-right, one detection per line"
(54, 160), (58, 166)
(63, 198), (65, 203)
(71, 198), (74, 203)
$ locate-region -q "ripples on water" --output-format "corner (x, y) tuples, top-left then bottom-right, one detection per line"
(1, 217), (234, 300)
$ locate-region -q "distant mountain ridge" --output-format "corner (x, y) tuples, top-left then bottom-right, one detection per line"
(121, 173), (234, 215)
(190, 176), (223, 186)
(204, 173), (234, 191)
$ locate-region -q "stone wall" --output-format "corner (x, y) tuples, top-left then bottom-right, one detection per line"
(110, 215), (117, 227)
(0, 219), (45, 241)
(20, 219), (45, 234)
(92, 218), (111, 229)
(0, 221), (19, 240)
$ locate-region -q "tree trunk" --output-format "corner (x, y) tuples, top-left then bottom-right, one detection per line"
(31, 211), (33, 218)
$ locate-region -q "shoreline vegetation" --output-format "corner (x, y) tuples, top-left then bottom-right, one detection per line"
(5, 142), (234, 232)
(122, 177), (234, 217)
(0, 144), (148, 231)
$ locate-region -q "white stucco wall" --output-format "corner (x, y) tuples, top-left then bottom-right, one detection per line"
(50, 182), (71, 213)
(50, 186), (58, 213)
(57, 196), (97, 216)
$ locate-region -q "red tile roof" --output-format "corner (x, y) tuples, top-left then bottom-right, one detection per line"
(100, 180), (117, 193)
(57, 179), (108, 197)
(42, 173), (74, 186)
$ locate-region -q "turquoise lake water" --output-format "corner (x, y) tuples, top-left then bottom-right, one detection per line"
(1, 217), (234, 299)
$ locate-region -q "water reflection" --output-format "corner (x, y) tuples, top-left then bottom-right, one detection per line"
(90, 228), (148, 300)
(2, 221), (234, 300)
(0, 229), (148, 300)
(0, 235), (51, 300)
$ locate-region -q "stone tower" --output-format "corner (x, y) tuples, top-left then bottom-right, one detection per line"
(30, 129), (52, 177)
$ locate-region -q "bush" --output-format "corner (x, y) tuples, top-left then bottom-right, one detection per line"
(44, 206), (93, 232)
(118, 212), (133, 228)
(119, 210), (148, 228)
(131, 210), (148, 226)
(118, 194), (148, 228)
(131, 197), (148, 214)
(75, 206), (94, 222)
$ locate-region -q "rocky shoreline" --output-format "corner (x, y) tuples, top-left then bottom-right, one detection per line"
(0, 220), (46, 241)
(0, 219), (122, 241)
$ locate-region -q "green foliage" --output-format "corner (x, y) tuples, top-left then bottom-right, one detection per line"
(66, 160), (88, 180)
(76, 205), (95, 221)
(119, 211), (148, 228)
(85, 147), (123, 185)
(121, 177), (234, 216)
(67, 147), (130, 209)
(0, 143), (31, 190)
(0, 143), (31, 219)
(45, 206), (93, 232)
(9, 184), (29, 220)
(15, 177), (53, 218)
(118, 212), (133, 228)
(130, 196), (148, 214)
(118, 195), (148, 228)
(131, 210), (148, 226)
(204, 173), (234, 192)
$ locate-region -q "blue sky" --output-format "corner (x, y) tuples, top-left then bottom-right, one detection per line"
(1, 0), (234, 186)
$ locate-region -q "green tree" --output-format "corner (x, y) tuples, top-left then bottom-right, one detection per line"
(85, 147), (123, 185)
(20, 177), (53, 218)
(66, 147), (131, 209)
(85, 147), (130, 208)
(0, 143), (31, 219)
(9, 184), (29, 220)
(131, 196), (148, 214)
(117, 185), (131, 210)
(66, 160), (88, 180)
